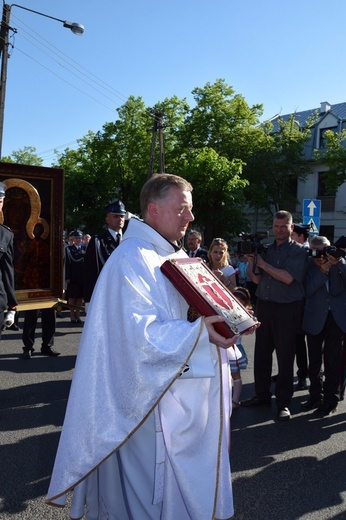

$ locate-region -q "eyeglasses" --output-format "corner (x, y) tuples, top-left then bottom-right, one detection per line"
(212, 238), (227, 244)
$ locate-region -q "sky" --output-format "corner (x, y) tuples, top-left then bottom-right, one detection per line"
(2, 0), (346, 165)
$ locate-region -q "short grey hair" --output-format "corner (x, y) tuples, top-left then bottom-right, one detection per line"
(310, 235), (330, 247)
(188, 230), (202, 241)
(274, 210), (293, 224)
(140, 173), (192, 218)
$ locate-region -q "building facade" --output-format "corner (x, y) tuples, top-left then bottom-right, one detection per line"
(245, 101), (346, 244)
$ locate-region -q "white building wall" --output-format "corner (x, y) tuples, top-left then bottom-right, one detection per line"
(243, 170), (346, 242)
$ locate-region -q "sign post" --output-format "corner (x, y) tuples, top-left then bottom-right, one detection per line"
(302, 199), (321, 235)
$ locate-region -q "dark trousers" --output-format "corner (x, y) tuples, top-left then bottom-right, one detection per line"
(340, 334), (346, 400)
(296, 333), (308, 379)
(306, 311), (343, 407)
(254, 299), (303, 408)
(22, 309), (56, 351)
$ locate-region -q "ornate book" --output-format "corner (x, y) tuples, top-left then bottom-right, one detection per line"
(161, 257), (257, 338)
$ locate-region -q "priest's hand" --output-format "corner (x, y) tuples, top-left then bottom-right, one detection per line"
(204, 316), (239, 349)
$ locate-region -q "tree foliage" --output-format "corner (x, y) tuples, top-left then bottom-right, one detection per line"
(172, 80), (261, 244)
(176, 147), (247, 245)
(243, 116), (314, 217)
(1, 145), (43, 166)
(314, 129), (346, 193)
(6, 79), (313, 242)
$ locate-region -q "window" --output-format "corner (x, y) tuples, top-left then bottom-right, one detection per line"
(318, 172), (336, 212)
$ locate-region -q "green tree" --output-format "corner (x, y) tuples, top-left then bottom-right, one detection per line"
(244, 115), (314, 218)
(54, 80), (316, 240)
(314, 129), (346, 193)
(176, 147), (247, 245)
(55, 95), (190, 233)
(173, 79), (264, 243)
(55, 96), (154, 233)
(178, 79), (264, 160)
(1, 145), (43, 166)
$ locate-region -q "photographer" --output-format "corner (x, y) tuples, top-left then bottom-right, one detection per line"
(241, 210), (308, 421)
(301, 235), (346, 417)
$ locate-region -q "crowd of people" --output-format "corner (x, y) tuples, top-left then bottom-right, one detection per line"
(186, 216), (346, 421)
(18, 194), (346, 419)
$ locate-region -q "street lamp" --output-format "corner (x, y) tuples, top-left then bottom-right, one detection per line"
(0, 3), (85, 158)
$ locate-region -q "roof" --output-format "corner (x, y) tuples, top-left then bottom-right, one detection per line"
(269, 101), (346, 132)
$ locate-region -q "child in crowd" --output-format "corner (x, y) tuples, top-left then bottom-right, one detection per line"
(228, 286), (252, 408)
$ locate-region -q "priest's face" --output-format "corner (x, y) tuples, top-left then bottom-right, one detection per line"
(153, 187), (194, 243)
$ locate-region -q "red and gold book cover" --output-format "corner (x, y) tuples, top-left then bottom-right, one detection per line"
(161, 257), (257, 338)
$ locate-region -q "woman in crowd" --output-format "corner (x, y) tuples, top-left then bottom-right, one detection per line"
(208, 237), (237, 291)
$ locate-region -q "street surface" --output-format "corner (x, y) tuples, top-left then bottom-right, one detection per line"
(0, 312), (345, 519)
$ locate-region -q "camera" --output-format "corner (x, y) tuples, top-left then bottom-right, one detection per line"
(308, 246), (346, 259)
(237, 231), (269, 256)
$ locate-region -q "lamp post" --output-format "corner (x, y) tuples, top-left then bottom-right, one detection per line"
(0, 3), (84, 159)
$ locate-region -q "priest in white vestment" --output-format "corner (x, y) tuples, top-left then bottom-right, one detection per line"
(46, 174), (239, 520)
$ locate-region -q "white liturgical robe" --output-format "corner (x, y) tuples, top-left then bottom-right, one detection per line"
(46, 217), (234, 520)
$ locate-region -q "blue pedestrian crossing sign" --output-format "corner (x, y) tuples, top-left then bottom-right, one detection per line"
(302, 199), (321, 235)
(303, 216), (320, 235)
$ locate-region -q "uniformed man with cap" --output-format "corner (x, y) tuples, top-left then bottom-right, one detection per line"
(83, 200), (127, 309)
(65, 229), (86, 324)
(0, 182), (18, 332)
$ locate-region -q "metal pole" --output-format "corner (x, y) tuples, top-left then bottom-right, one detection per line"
(158, 117), (165, 173)
(147, 115), (158, 179)
(0, 4), (11, 159)
(147, 111), (165, 178)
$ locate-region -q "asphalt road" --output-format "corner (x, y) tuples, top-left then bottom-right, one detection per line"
(0, 312), (345, 519)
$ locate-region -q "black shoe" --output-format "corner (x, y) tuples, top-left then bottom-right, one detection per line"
(22, 350), (32, 360)
(277, 407), (291, 421)
(314, 402), (337, 417)
(301, 397), (323, 411)
(41, 348), (60, 357)
(296, 378), (308, 391)
(241, 395), (272, 407)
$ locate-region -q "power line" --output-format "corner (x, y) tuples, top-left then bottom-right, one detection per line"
(8, 10), (157, 120)
(0, 9), (161, 160)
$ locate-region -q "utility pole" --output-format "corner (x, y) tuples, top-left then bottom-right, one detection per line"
(0, 5), (11, 159)
(147, 111), (165, 179)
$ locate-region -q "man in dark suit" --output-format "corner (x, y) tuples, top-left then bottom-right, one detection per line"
(186, 230), (208, 262)
(0, 183), (17, 333)
(301, 235), (346, 416)
(83, 201), (127, 309)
